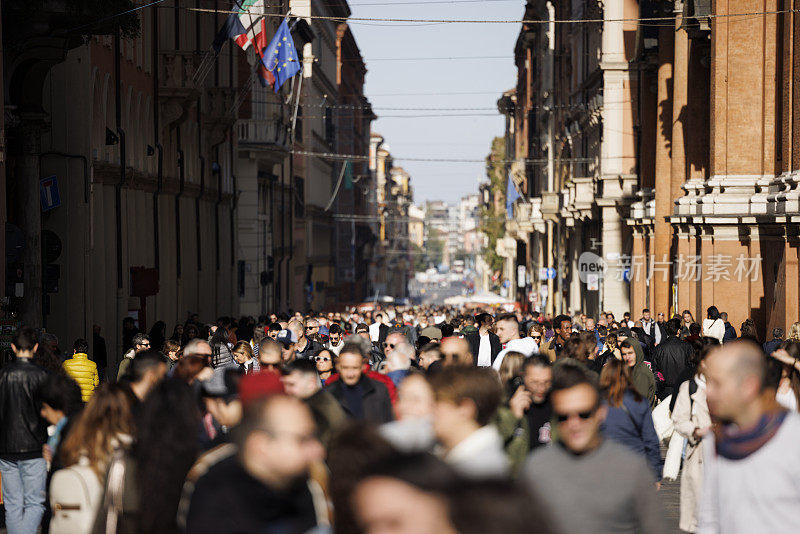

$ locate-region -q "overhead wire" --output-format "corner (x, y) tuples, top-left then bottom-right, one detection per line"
(186, 6), (799, 26)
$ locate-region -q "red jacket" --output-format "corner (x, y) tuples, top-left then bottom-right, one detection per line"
(325, 365), (398, 405)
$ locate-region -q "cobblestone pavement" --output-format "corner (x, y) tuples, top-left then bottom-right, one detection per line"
(660, 475), (683, 533)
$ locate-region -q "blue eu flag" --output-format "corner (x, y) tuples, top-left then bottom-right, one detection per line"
(262, 19), (301, 93)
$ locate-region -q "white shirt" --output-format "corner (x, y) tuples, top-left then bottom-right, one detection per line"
(368, 322), (381, 342)
(697, 413), (800, 534)
(776, 389), (798, 412)
(477, 333), (492, 367)
(492, 337), (539, 371)
(445, 425), (508, 478)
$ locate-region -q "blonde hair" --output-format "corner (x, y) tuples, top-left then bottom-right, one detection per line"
(498, 351), (526, 385)
(789, 322), (800, 342)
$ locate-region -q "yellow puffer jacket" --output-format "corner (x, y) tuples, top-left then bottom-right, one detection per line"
(63, 353), (99, 402)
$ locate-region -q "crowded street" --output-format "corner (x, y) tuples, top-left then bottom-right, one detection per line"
(2, 0), (800, 533)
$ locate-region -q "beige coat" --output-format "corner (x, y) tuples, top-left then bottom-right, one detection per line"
(671, 378), (711, 533)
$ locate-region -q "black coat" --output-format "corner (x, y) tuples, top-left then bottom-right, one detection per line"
(465, 331), (502, 366)
(185, 455), (318, 534)
(0, 358), (48, 457)
(326, 375), (394, 425)
(652, 336), (694, 399)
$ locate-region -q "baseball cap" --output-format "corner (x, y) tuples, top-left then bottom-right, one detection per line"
(276, 329), (297, 347)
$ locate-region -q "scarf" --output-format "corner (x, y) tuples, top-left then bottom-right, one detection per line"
(715, 410), (787, 460)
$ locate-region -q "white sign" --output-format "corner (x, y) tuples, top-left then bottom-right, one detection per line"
(586, 273), (599, 291)
(517, 265), (526, 288)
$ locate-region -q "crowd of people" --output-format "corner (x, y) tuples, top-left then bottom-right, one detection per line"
(0, 305), (798, 533)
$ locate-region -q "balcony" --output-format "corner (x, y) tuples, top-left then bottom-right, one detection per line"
(159, 51), (201, 126)
(237, 119), (291, 155)
(540, 191), (561, 219)
(203, 88), (238, 144)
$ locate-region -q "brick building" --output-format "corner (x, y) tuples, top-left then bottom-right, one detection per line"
(504, 0), (798, 337)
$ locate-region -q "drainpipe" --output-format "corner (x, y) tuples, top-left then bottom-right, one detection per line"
(196, 106), (204, 272)
(176, 138), (185, 279)
(114, 27), (126, 292)
(153, 4), (162, 271)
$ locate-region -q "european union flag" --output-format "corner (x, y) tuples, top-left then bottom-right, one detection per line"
(262, 19), (301, 93)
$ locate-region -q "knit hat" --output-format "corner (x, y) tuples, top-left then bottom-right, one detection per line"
(238, 370), (285, 407)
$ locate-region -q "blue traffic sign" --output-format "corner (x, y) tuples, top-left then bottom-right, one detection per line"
(40, 176), (61, 212)
(546, 267), (557, 280)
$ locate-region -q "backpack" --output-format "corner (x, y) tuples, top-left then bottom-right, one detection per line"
(50, 464), (103, 534)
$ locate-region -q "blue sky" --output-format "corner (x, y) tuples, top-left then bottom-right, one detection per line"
(347, 0), (522, 203)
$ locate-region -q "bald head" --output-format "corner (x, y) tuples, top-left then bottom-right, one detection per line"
(439, 337), (472, 366)
(714, 340), (767, 388)
(705, 340), (768, 425)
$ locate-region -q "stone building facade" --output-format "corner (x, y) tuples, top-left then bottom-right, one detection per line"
(504, 0), (797, 336)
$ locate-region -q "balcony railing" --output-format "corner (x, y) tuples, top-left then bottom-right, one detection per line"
(160, 51), (200, 90)
(237, 119), (290, 152)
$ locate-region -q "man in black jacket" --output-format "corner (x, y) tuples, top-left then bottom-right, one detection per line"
(183, 395), (325, 533)
(326, 342), (394, 425)
(652, 318), (694, 399)
(0, 327), (49, 533)
(466, 313), (502, 367)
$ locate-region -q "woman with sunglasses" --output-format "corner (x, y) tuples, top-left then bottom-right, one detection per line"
(598, 359), (663, 486)
(527, 324), (544, 347)
(315, 349), (335, 384)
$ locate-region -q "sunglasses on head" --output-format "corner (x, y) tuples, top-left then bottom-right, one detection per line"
(554, 407), (597, 423)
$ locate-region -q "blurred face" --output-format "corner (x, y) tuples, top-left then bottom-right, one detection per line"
(495, 319), (518, 344)
(329, 332), (342, 345)
(357, 329), (371, 341)
(233, 350), (250, 364)
(305, 321), (320, 337)
(439, 338), (470, 366)
(552, 384), (604, 454)
(418, 349), (440, 370)
(259, 348), (282, 371)
(268, 329), (279, 340)
(353, 477), (457, 534)
(557, 320), (572, 340)
(338, 352), (364, 386)
(584, 318), (595, 332)
(528, 328), (543, 345)
(269, 314), (278, 323)
(396, 375), (435, 420)
(683, 312), (692, 324)
(432, 398), (472, 447)
(281, 343), (296, 363)
(621, 345), (637, 367)
(40, 402), (64, 425)
(135, 339), (151, 353)
(250, 399), (324, 486)
(642, 311), (651, 321)
(204, 397), (242, 428)
(705, 348), (758, 422)
(282, 371), (318, 399)
(315, 351), (333, 373)
(384, 333), (406, 357)
(524, 365), (553, 404)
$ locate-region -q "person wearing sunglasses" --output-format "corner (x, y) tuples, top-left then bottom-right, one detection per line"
(314, 349), (335, 383)
(326, 324), (345, 356)
(522, 361), (663, 534)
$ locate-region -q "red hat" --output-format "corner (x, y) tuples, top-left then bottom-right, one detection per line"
(238, 370), (285, 407)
